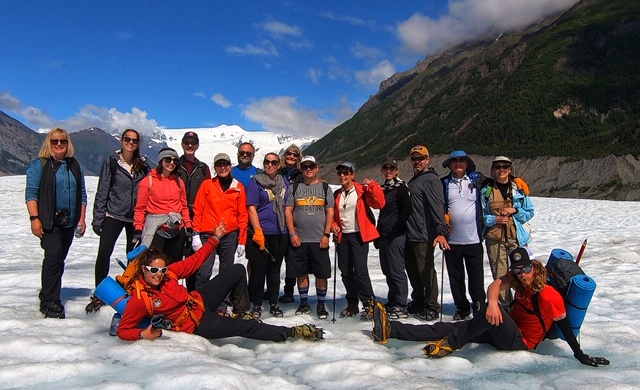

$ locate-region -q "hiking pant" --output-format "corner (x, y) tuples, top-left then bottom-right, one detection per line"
(390, 305), (528, 351)
(39, 226), (74, 308)
(189, 230), (238, 292)
(94, 217), (135, 287)
(195, 263), (289, 341)
(405, 241), (440, 313)
(445, 243), (485, 314)
(337, 233), (375, 307)
(486, 238), (517, 307)
(378, 234), (408, 307)
(247, 233), (287, 305)
(150, 229), (187, 264)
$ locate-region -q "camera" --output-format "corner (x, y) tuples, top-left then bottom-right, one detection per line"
(53, 209), (71, 226)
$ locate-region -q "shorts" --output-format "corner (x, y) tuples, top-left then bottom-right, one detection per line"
(287, 242), (331, 279)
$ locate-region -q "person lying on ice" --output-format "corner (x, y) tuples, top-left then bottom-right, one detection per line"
(371, 247), (609, 367)
(117, 222), (322, 342)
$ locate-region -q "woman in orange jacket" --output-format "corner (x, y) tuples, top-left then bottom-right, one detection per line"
(189, 153), (249, 293)
(330, 162), (385, 320)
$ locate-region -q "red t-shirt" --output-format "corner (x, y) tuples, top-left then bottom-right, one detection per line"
(509, 285), (566, 349)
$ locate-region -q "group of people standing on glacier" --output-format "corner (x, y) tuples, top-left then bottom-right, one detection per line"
(25, 127), (609, 366)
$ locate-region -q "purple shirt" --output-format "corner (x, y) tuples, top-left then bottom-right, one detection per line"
(246, 177), (289, 235)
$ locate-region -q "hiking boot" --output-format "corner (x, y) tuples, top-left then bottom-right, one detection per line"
(232, 311), (262, 322)
(270, 304), (284, 318)
(371, 301), (391, 344)
(407, 301), (424, 314)
(414, 309), (438, 321)
(251, 304), (262, 319)
(295, 303), (311, 315)
(278, 292), (295, 304)
(453, 309), (471, 321)
(216, 309), (231, 317)
(316, 304), (328, 320)
(340, 304), (359, 318)
(85, 295), (105, 314)
(292, 323), (324, 341)
(360, 305), (373, 321)
(41, 302), (65, 319)
(387, 306), (409, 319)
(423, 336), (456, 358)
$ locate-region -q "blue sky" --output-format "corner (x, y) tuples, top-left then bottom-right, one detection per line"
(1, 0), (577, 137)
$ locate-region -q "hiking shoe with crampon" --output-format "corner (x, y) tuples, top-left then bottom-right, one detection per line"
(415, 309), (438, 321)
(85, 295), (105, 314)
(453, 309), (471, 321)
(251, 304), (262, 319)
(293, 324), (324, 341)
(386, 306), (409, 319)
(371, 300), (391, 344)
(340, 304), (359, 318)
(316, 304), (328, 320)
(295, 303), (311, 315)
(423, 336), (456, 358)
(270, 304), (284, 318)
(41, 302), (65, 319)
(232, 311), (262, 323)
(360, 305), (373, 321)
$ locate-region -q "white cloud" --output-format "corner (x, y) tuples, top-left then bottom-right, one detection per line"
(242, 96), (354, 137)
(317, 11), (366, 27)
(0, 91), (22, 110)
(351, 42), (384, 61)
(308, 68), (323, 85)
(226, 40), (278, 57)
(261, 21), (302, 38)
(397, 0), (579, 55)
(194, 91), (206, 98)
(211, 93), (232, 108)
(355, 60), (396, 88)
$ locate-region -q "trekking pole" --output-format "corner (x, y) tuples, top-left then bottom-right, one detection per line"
(331, 236), (338, 323)
(439, 249), (445, 322)
(247, 225), (277, 262)
(576, 239), (588, 265)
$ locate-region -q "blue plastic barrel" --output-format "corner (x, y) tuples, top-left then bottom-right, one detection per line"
(558, 274), (597, 340)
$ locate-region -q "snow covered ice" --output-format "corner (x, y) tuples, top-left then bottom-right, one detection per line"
(1, 175), (639, 389)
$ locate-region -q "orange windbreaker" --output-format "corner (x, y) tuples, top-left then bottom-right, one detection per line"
(332, 181), (385, 243)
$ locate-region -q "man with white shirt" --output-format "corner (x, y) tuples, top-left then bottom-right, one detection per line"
(441, 151), (487, 320)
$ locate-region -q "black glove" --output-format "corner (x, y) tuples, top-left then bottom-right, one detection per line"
(92, 225), (101, 236)
(132, 230), (142, 246)
(185, 227), (193, 238)
(150, 314), (173, 330)
(575, 353), (610, 367)
(372, 239), (380, 249)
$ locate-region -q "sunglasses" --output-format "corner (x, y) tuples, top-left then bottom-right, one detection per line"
(50, 139), (69, 145)
(238, 151), (254, 157)
(336, 170), (352, 176)
(451, 158), (467, 163)
(285, 151), (300, 158)
(493, 164), (511, 170)
(214, 161), (231, 168)
(512, 265), (533, 275)
(263, 160), (279, 166)
(183, 141), (198, 146)
(381, 165), (397, 171)
(123, 136), (139, 144)
(163, 157), (179, 164)
(300, 164), (317, 170)
(145, 265), (168, 275)
(410, 156), (427, 161)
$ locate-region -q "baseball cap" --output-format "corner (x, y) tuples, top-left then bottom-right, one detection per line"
(492, 156), (513, 165)
(300, 156), (317, 165)
(381, 157), (398, 168)
(214, 153), (231, 164)
(336, 162), (356, 172)
(410, 145), (429, 156)
(509, 247), (534, 269)
(182, 131), (199, 144)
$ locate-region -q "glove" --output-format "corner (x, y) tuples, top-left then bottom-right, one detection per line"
(372, 239), (380, 249)
(132, 230), (142, 247)
(92, 224), (101, 236)
(252, 228), (265, 250)
(191, 234), (203, 251)
(236, 244), (245, 257)
(575, 353), (610, 367)
(185, 227), (193, 238)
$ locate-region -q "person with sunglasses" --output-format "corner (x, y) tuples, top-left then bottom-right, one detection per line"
(376, 157), (412, 319)
(331, 161), (385, 320)
(245, 153), (289, 318)
(440, 150), (488, 321)
(481, 156), (534, 308)
(133, 147), (192, 264)
(177, 131), (211, 221)
(277, 144), (304, 304)
(87, 129), (150, 313)
(191, 153), (248, 300)
(117, 223), (322, 342)
(372, 247), (610, 367)
(26, 128), (87, 318)
(231, 142), (262, 190)
(405, 145), (450, 322)
(285, 156), (335, 319)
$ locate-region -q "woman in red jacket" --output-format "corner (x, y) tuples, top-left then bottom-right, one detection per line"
(331, 162), (386, 320)
(117, 223), (321, 342)
(133, 148), (192, 263)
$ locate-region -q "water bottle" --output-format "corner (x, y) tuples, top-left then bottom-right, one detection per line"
(74, 225), (83, 238)
(109, 313), (122, 336)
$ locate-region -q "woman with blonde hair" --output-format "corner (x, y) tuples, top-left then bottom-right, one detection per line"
(25, 128), (87, 319)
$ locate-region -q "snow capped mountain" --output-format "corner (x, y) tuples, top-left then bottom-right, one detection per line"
(160, 125), (317, 167)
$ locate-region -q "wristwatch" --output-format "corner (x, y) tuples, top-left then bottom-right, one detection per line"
(323, 232), (331, 238)
(30, 215), (39, 221)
